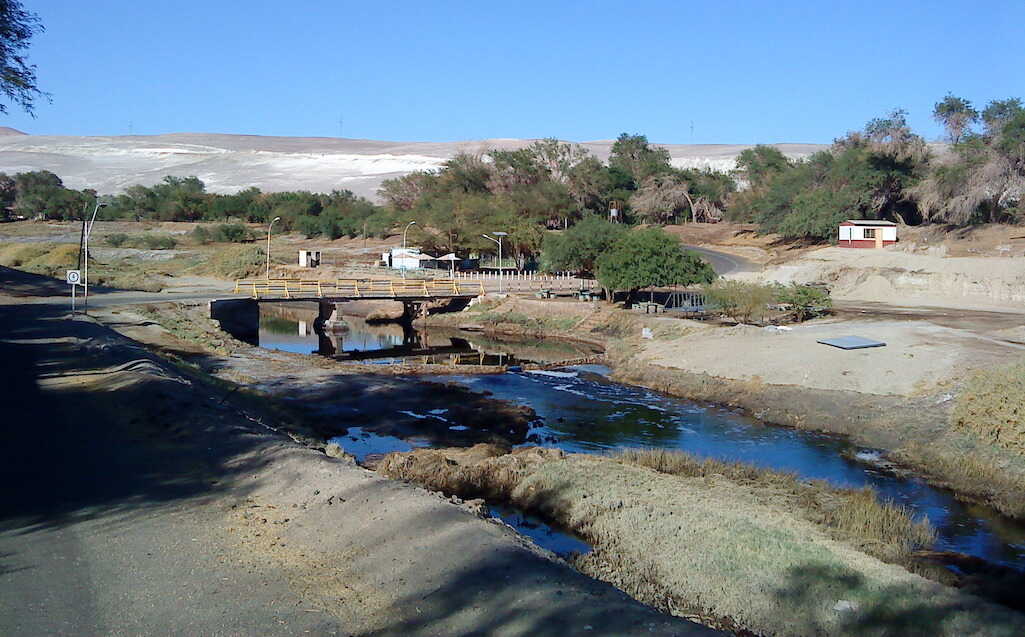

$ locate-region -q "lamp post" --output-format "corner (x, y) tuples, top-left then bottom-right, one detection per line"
(266, 216), (281, 280)
(401, 220), (416, 279)
(481, 231), (508, 294)
(83, 201), (107, 313)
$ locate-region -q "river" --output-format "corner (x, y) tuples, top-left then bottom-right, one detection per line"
(254, 313), (1025, 570)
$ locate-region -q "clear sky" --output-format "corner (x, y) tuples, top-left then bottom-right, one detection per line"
(6, 1), (1023, 143)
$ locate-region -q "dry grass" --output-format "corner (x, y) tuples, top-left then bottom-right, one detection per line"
(377, 446), (1024, 636)
(616, 448), (935, 564)
(189, 244), (265, 279)
(953, 359), (1025, 456)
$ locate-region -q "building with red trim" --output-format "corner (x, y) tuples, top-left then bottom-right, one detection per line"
(838, 220), (897, 248)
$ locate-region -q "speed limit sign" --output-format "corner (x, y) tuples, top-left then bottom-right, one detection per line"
(66, 269), (82, 285)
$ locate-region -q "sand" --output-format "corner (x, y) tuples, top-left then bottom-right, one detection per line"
(638, 317), (1021, 397)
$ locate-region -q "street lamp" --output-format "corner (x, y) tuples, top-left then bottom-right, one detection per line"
(401, 220), (417, 279)
(267, 216), (281, 280)
(481, 231), (508, 294)
(83, 201), (108, 312)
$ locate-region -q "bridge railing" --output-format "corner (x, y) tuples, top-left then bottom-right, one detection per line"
(233, 278), (485, 299)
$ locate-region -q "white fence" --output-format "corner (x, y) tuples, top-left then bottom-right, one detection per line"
(454, 270), (594, 291)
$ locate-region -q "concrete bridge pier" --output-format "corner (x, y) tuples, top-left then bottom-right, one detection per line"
(209, 298), (259, 346)
(315, 301), (345, 332)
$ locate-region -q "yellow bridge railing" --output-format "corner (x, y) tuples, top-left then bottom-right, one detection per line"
(232, 278), (486, 300)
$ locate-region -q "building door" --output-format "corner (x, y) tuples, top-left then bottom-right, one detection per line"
(875, 231), (883, 248)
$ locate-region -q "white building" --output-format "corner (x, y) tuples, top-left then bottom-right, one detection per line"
(838, 220), (897, 248)
(383, 247), (436, 270)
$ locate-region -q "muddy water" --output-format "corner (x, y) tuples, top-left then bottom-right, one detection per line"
(431, 366), (1025, 570)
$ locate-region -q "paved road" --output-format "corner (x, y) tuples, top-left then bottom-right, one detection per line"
(681, 245), (758, 275)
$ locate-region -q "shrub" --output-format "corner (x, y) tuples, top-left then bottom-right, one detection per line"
(703, 280), (776, 324)
(140, 234), (177, 250)
(774, 283), (832, 321)
(212, 223), (253, 243)
(191, 225), (212, 244)
(106, 233), (129, 247)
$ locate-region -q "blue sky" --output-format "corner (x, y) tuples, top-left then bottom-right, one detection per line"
(7, 1), (1023, 143)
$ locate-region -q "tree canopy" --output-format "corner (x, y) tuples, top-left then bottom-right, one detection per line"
(595, 227), (716, 297)
(0, 0), (47, 115)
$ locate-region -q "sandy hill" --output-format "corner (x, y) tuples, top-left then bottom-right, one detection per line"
(0, 132), (826, 200)
(0, 127), (26, 136)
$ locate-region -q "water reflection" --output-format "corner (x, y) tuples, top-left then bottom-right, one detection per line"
(432, 367), (1025, 570)
(257, 307), (599, 366)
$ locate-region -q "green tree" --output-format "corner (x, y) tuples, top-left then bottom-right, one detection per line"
(0, 1), (48, 115)
(981, 98), (1024, 136)
(735, 145), (791, 188)
(542, 215), (627, 275)
(933, 94), (979, 144)
(595, 227), (715, 301)
(609, 133), (672, 186)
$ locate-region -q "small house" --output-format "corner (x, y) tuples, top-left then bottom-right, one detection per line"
(838, 220), (897, 248)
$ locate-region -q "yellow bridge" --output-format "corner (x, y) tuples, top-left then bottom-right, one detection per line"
(233, 278), (486, 300)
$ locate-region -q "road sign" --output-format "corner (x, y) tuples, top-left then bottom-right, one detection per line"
(66, 270), (82, 285)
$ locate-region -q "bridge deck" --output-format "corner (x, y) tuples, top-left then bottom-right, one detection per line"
(233, 278), (486, 301)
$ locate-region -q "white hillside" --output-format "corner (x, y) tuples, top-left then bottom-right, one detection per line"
(0, 132), (826, 200)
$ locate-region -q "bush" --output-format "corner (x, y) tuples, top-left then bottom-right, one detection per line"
(140, 234), (177, 250)
(212, 223), (253, 243)
(191, 226), (211, 244)
(703, 280), (776, 324)
(106, 233), (129, 247)
(774, 283), (832, 321)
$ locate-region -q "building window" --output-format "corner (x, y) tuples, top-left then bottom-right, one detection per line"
(864, 228), (876, 239)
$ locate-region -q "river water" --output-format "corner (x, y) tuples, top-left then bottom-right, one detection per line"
(430, 366), (1025, 569)
(253, 314), (1025, 569)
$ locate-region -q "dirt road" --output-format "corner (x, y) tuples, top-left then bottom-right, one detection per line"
(0, 266), (714, 636)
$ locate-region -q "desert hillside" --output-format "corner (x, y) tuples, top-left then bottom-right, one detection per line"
(0, 132), (826, 200)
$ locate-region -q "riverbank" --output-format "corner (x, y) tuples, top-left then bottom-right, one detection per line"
(0, 266), (710, 636)
(378, 444), (1024, 636)
(437, 296), (1025, 519)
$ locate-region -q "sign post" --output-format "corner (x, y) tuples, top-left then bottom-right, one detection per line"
(66, 270), (81, 315)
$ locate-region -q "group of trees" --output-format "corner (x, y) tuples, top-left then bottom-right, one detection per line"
(0, 170), (392, 240)
(377, 135), (733, 267)
(729, 94), (1025, 239)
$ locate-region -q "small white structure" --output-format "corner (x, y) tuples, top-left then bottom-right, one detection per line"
(437, 253), (461, 276)
(298, 250), (321, 268)
(838, 220), (897, 248)
(384, 247), (436, 270)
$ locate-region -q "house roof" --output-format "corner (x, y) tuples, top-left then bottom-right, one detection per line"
(841, 219), (897, 226)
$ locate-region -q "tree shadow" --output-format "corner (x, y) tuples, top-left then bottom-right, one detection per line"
(773, 563), (1025, 635)
(0, 300), (278, 536)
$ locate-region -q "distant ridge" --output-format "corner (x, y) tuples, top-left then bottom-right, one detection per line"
(0, 131), (834, 200)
